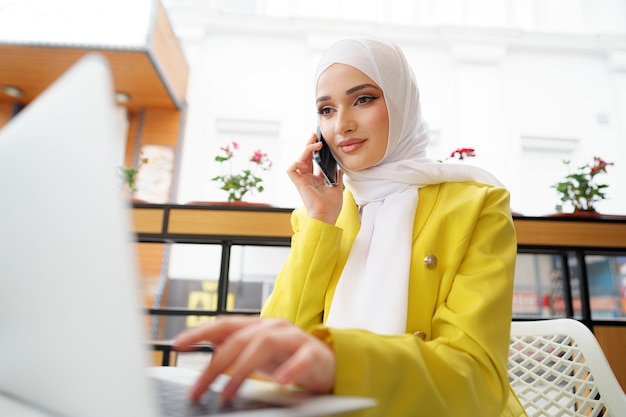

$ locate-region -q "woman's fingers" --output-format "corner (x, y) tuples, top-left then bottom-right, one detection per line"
(173, 315), (260, 351)
(216, 319), (304, 400)
(173, 316), (262, 400)
(287, 134), (322, 177)
(176, 317), (335, 403)
(272, 339), (335, 392)
(189, 331), (257, 401)
(219, 321), (295, 401)
(218, 319), (335, 401)
(285, 134), (343, 224)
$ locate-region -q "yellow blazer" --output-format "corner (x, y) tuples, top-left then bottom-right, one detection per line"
(262, 182), (527, 417)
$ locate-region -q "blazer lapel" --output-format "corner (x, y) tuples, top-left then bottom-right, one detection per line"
(412, 184), (441, 242)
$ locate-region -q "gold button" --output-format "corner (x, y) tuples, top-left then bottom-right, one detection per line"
(414, 331), (426, 340)
(423, 253), (437, 269)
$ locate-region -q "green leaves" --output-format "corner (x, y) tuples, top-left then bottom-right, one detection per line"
(551, 157), (613, 212)
(212, 142), (271, 202)
(119, 156), (148, 195)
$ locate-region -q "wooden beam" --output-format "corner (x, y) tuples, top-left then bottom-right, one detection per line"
(0, 3), (188, 110)
(514, 217), (626, 249)
(167, 208), (293, 238)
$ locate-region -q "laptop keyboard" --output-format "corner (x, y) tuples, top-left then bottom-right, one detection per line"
(154, 377), (284, 416)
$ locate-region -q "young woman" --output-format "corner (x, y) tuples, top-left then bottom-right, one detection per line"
(175, 38), (527, 417)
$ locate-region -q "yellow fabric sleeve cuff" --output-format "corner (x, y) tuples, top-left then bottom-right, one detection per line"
(309, 325), (334, 347)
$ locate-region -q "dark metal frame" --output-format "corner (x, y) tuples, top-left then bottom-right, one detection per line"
(135, 205), (626, 363)
(136, 203), (292, 364)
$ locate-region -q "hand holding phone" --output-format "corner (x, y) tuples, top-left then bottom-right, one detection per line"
(313, 127), (338, 186)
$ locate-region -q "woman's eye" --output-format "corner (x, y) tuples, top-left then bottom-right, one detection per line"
(317, 107), (332, 116)
(355, 95), (378, 105)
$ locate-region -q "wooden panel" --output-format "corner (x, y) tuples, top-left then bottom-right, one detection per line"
(514, 218), (626, 249)
(594, 325), (626, 391)
(135, 242), (166, 345)
(0, 2), (188, 111)
(0, 100), (12, 128)
(124, 110), (142, 167)
(167, 209), (294, 238)
(0, 44), (73, 103)
(123, 108), (181, 200)
(150, 2), (189, 106)
(103, 50), (176, 109)
(132, 208), (626, 248)
(132, 207), (165, 233)
(0, 45), (181, 109)
(136, 242), (166, 278)
(141, 108), (183, 146)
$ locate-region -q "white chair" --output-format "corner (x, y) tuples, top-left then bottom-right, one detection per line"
(508, 318), (626, 417)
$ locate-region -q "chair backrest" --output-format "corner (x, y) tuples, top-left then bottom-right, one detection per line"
(508, 318), (626, 417)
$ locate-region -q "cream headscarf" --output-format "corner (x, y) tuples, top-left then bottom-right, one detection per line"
(319, 38), (503, 335)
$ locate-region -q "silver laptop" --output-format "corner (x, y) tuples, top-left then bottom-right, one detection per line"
(0, 55), (375, 417)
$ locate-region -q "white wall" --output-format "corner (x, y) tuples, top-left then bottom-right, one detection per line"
(177, 33), (315, 207)
(163, 0), (626, 216)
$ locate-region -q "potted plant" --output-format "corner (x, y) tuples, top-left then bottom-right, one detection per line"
(551, 156), (614, 213)
(212, 141), (272, 202)
(119, 155), (149, 199)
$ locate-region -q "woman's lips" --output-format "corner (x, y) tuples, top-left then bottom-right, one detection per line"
(338, 139), (366, 153)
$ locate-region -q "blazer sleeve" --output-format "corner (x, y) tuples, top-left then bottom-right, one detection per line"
(260, 207), (343, 330)
(313, 185), (521, 417)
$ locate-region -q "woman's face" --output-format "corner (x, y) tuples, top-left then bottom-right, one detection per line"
(316, 64), (389, 171)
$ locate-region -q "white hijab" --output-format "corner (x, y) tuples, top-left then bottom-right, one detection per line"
(320, 38), (503, 335)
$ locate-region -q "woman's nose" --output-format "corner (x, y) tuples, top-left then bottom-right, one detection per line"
(334, 110), (356, 135)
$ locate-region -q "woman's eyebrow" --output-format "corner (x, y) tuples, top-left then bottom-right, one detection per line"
(345, 83), (380, 95)
(316, 83), (380, 103)
(316, 95), (330, 104)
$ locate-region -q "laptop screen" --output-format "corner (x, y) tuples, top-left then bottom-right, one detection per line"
(0, 55), (158, 417)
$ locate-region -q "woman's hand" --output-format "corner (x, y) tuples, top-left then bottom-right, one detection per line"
(173, 316), (336, 403)
(286, 133), (343, 225)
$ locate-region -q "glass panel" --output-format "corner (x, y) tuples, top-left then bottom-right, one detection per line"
(148, 243), (290, 339)
(513, 253), (568, 318)
(226, 245), (290, 311)
(514, 253), (626, 321)
(586, 255), (626, 319)
(151, 243), (223, 339)
(566, 253), (620, 320)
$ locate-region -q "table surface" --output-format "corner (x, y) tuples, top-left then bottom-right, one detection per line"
(0, 393), (50, 417)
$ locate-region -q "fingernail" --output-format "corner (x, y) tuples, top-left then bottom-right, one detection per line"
(190, 383), (204, 400)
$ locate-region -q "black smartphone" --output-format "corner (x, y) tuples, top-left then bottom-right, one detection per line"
(313, 126), (338, 186)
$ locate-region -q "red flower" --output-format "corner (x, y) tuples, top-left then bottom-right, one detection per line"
(590, 156), (614, 175)
(450, 148), (476, 160)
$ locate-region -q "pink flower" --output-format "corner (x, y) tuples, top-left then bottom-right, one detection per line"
(212, 143), (272, 202)
(218, 142), (240, 160)
(251, 150), (266, 163)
